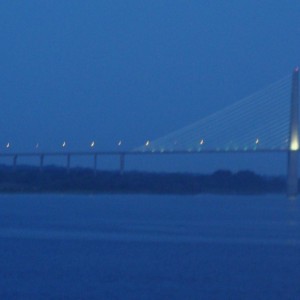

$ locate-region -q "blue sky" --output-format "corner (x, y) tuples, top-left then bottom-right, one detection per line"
(0, 1), (300, 173)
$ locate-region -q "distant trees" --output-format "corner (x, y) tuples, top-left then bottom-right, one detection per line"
(0, 164), (286, 195)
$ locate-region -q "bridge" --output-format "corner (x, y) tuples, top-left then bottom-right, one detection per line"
(1, 68), (299, 197)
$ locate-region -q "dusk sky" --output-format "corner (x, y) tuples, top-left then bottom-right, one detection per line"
(0, 1), (300, 173)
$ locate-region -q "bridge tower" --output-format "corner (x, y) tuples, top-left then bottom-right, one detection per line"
(287, 67), (299, 198)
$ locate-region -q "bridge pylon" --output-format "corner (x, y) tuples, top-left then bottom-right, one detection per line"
(287, 67), (299, 198)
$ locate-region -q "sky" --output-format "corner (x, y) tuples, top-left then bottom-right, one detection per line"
(0, 1), (300, 174)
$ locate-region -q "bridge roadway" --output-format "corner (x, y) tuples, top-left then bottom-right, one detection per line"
(0, 149), (289, 174)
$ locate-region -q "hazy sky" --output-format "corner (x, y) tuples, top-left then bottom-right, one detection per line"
(0, 1), (300, 173)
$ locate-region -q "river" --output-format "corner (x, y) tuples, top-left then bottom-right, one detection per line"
(0, 194), (299, 299)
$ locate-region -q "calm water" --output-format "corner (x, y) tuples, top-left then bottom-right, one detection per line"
(0, 194), (299, 299)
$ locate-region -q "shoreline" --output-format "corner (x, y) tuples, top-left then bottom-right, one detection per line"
(0, 165), (287, 195)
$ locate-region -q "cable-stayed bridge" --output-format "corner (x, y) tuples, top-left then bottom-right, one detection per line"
(136, 74), (292, 153)
(1, 68), (299, 196)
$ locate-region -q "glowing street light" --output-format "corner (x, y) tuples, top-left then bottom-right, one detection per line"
(145, 140), (150, 147)
(90, 141), (95, 148)
(199, 139), (204, 145)
(255, 138), (259, 145)
(117, 140), (122, 146)
(62, 141), (67, 148)
(6, 142), (10, 149)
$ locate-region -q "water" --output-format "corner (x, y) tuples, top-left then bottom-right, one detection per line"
(0, 194), (299, 299)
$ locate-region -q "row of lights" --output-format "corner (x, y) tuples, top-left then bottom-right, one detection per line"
(6, 138), (260, 149)
(2, 137), (288, 150)
(144, 138), (261, 147)
(4, 140), (124, 149)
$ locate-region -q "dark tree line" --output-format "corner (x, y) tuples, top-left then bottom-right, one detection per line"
(0, 165), (287, 195)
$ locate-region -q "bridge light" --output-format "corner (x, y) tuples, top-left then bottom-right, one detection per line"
(6, 142), (10, 149)
(145, 140), (150, 147)
(255, 138), (259, 145)
(290, 139), (299, 151)
(90, 141), (95, 148)
(62, 141), (66, 148)
(200, 139), (204, 145)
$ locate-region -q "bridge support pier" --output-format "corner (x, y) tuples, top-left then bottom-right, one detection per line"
(120, 154), (125, 175)
(39, 154), (44, 172)
(13, 155), (18, 170)
(93, 154), (97, 175)
(67, 154), (71, 174)
(287, 67), (299, 198)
